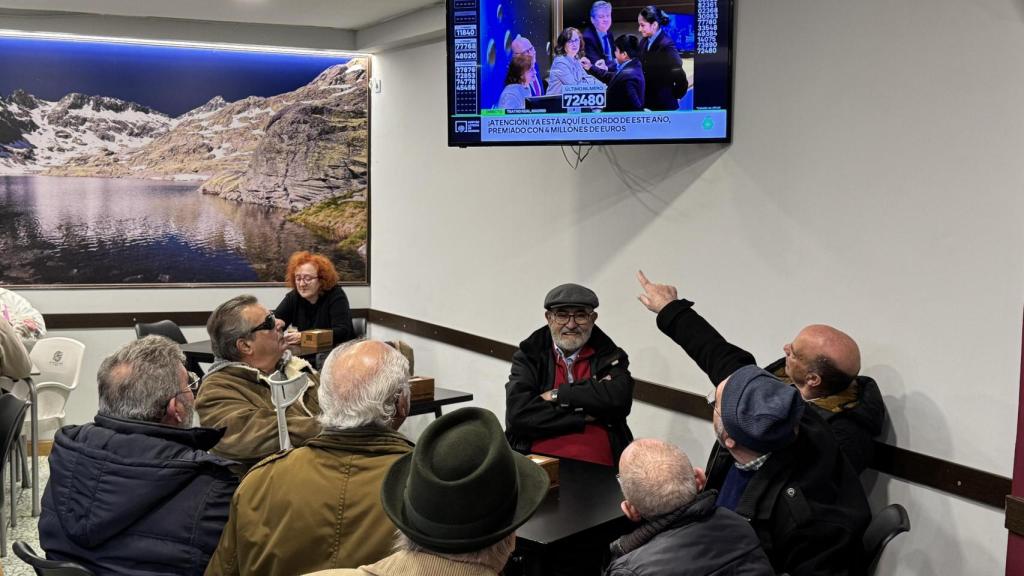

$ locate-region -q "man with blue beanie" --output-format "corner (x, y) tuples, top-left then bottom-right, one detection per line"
(638, 272), (871, 576)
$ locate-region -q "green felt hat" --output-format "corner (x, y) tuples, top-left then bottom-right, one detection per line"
(380, 407), (550, 553)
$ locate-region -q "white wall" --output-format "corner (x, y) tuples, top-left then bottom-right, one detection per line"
(369, 0), (1024, 573)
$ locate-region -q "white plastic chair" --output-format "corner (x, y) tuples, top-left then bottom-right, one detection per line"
(26, 337), (86, 435)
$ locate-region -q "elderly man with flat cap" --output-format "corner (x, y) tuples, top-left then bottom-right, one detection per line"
(638, 273), (871, 576)
(305, 407), (549, 576)
(505, 283), (635, 467)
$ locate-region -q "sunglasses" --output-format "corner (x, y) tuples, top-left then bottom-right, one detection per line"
(248, 312), (277, 335)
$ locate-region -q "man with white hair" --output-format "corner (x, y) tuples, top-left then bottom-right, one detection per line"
(207, 339), (414, 576)
(607, 438), (772, 575)
(39, 336), (238, 576)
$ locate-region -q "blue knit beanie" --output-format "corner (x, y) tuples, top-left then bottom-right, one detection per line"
(720, 365), (804, 453)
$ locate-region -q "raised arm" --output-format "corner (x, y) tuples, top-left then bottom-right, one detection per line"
(638, 271), (755, 384)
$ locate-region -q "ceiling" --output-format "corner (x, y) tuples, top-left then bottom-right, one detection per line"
(0, 0), (441, 30)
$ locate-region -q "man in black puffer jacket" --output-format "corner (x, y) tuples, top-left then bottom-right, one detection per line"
(39, 336), (238, 576)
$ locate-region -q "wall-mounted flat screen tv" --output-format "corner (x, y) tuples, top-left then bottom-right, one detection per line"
(447, 0), (733, 146)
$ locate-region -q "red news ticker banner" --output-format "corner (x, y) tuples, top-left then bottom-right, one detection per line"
(1009, 311), (1024, 575)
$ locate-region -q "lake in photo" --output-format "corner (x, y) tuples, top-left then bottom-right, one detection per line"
(0, 175), (363, 285)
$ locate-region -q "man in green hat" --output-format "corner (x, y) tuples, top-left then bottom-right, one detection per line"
(306, 406), (549, 576)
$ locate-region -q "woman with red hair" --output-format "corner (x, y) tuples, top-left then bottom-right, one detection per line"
(276, 251), (355, 347)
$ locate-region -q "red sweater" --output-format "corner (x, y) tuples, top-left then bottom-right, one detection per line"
(530, 345), (614, 466)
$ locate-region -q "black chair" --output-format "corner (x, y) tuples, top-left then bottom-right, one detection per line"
(135, 319), (205, 378)
(352, 316), (367, 339)
(13, 541), (96, 576)
(0, 393), (29, 556)
(862, 503), (910, 576)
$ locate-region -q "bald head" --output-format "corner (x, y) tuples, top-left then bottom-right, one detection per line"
(618, 439), (697, 518)
(784, 325), (860, 397)
(318, 339), (410, 430)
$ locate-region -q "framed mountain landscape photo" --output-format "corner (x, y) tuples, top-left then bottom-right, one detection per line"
(0, 33), (369, 286)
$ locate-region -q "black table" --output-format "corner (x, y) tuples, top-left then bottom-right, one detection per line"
(181, 341), (473, 418)
(409, 387), (474, 418)
(511, 458), (632, 576)
(180, 339), (333, 364)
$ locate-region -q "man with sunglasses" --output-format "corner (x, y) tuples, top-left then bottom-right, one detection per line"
(39, 336), (238, 576)
(197, 294), (321, 469)
(505, 283), (634, 467)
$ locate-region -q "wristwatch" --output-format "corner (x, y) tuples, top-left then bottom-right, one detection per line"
(550, 388), (559, 402)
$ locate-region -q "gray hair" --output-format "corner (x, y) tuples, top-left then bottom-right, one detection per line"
(318, 339), (410, 430)
(207, 294), (258, 361)
(396, 532), (516, 571)
(619, 439), (697, 518)
(591, 1), (612, 17)
(97, 335), (184, 422)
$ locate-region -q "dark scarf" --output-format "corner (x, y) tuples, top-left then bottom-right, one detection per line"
(609, 489), (719, 559)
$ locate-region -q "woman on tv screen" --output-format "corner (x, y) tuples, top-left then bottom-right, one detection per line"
(496, 52), (536, 110)
(546, 27), (596, 96)
(637, 5), (688, 111)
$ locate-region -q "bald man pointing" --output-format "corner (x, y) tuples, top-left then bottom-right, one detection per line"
(637, 271), (886, 474)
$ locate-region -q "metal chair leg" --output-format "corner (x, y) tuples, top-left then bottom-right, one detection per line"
(9, 455), (16, 529)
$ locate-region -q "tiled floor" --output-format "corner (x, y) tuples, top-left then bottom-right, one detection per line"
(1, 456), (47, 576)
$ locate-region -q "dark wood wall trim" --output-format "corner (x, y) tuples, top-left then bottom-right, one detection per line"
(46, 309), (368, 330)
(46, 307), (1012, 509)
(367, 309), (1012, 510)
(1008, 496), (1024, 536)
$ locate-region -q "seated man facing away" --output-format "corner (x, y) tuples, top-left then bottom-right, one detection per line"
(638, 271), (885, 473)
(197, 294), (321, 468)
(638, 274), (871, 576)
(505, 283), (635, 466)
(207, 340), (415, 576)
(0, 316), (31, 388)
(306, 407), (549, 576)
(608, 438), (773, 576)
(39, 336), (238, 576)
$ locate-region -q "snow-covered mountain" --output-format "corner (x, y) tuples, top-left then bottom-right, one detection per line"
(0, 90), (171, 174)
(2, 59), (369, 212)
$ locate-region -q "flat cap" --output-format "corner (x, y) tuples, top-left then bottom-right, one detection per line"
(544, 283), (599, 310)
(720, 365), (804, 453)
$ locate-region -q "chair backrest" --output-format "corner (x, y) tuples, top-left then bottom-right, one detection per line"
(0, 393), (29, 458)
(135, 320), (205, 377)
(29, 337), (86, 390)
(352, 317), (368, 339)
(134, 320), (187, 344)
(13, 541), (97, 576)
(862, 503), (911, 576)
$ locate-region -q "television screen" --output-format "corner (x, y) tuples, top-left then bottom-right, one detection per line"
(447, 0), (733, 146)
